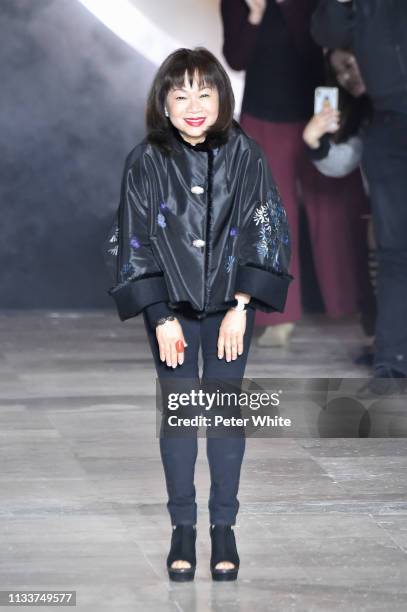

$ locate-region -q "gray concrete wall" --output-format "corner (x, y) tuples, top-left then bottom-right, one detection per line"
(1, 0), (154, 308)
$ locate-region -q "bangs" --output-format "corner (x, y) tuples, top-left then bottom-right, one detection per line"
(164, 64), (216, 94)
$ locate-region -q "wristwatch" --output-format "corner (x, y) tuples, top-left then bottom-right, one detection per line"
(231, 298), (250, 312)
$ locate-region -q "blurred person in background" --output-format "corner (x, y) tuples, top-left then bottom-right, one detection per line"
(303, 48), (376, 366)
(221, 0), (373, 353)
(312, 0), (407, 391)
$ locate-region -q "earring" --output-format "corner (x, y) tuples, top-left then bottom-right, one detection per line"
(164, 108), (169, 117)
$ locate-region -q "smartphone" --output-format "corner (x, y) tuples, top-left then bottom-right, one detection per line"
(314, 87), (339, 114)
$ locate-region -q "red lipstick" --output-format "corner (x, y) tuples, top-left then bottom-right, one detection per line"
(184, 117), (206, 127)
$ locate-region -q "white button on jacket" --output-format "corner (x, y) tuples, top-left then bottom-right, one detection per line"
(192, 239), (205, 248)
(191, 185), (204, 194)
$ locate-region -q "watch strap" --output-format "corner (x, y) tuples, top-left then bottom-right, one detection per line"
(232, 299), (249, 312)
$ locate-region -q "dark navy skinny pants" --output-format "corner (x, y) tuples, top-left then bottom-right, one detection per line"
(143, 307), (256, 526)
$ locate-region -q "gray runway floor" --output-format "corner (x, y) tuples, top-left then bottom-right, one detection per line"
(0, 310), (406, 611)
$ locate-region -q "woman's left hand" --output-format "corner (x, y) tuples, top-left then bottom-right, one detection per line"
(217, 310), (247, 361)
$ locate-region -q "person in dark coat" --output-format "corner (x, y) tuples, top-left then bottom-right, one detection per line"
(311, 0), (407, 391)
(104, 48), (292, 582)
(221, 0), (372, 349)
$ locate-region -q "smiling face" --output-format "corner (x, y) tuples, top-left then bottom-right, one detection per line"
(165, 71), (219, 145)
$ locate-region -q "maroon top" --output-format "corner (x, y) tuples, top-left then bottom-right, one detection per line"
(221, 0), (324, 122)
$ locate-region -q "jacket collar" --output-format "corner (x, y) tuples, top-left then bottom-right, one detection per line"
(170, 123), (230, 153)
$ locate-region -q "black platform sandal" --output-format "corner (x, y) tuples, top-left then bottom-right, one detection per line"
(210, 524), (240, 581)
(167, 525), (197, 582)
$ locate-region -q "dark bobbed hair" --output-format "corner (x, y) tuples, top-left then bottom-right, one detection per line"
(145, 47), (235, 154)
(325, 49), (372, 144)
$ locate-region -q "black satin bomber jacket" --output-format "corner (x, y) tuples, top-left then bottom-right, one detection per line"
(104, 121), (293, 321)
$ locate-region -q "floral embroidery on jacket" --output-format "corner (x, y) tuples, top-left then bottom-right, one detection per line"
(130, 236), (140, 249)
(253, 205), (269, 226)
(109, 227), (119, 242)
(108, 245), (118, 256)
(223, 227), (238, 273)
(157, 212), (167, 228)
(120, 262), (135, 281)
(107, 227), (119, 256)
(225, 254), (235, 273)
(252, 187), (290, 272)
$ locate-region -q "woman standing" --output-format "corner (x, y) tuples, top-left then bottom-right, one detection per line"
(302, 49), (376, 363)
(221, 0), (371, 347)
(104, 48), (291, 582)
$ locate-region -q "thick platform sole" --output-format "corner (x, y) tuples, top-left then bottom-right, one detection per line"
(167, 567), (196, 582)
(211, 568), (239, 581)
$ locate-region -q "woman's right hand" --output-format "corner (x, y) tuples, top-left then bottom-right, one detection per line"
(156, 318), (188, 368)
(303, 109), (341, 149)
(244, 0), (267, 25)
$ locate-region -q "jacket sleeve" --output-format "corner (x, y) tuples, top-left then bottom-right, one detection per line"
(307, 135), (363, 178)
(220, 0), (261, 71)
(234, 144), (293, 313)
(144, 301), (174, 328)
(311, 0), (354, 50)
(104, 151), (170, 321)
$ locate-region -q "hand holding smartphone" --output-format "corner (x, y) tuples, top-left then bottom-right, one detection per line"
(303, 87), (341, 149)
